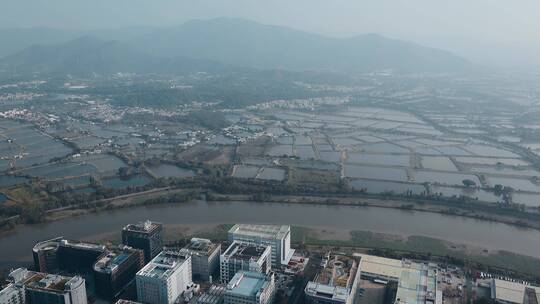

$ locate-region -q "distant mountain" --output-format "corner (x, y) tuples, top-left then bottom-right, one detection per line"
(0, 36), (225, 75)
(0, 26), (156, 58)
(0, 18), (472, 75)
(130, 18), (471, 73)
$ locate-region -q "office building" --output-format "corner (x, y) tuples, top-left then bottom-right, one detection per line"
(122, 220), (163, 263)
(305, 254), (361, 304)
(93, 245), (145, 301)
(228, 224), (293, 268)
(136, 249), (192, 304)
(355, 253), (442, 304)
(180, 238), (221, 282)
(224, 271), (275, 304)
(220, 241), (271, 284)
(491, 279), (540, 304)
(33, 237), (107, 274)
(3, 268), (87, 304)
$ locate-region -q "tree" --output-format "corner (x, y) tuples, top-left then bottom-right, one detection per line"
(462, 179), (477, 188)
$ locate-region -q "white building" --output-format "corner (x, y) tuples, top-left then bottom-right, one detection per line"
(491, 279), (540, 304)
(136, 249), (193, 304)
(228, 224), (293, 268)
(304, 254), (361, 304)
(224, 271), (275, 304)
(180, 238), (221, 282)
(220, 241), (271, 284)
(0, 268), (87, 304)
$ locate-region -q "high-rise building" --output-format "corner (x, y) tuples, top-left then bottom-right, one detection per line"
(220, 241), (271, 284)
(122, 220), (163, 263)
(228, 224), (293, 268)
(304, 254), (362, 304)
(33, 238), (107, 274)
(180, 238), (221, 282)
(136, 249), (193, 304)
(93, 245), (145, 301)
(224, 271), (275, 304)
(3, 268), (87, 304)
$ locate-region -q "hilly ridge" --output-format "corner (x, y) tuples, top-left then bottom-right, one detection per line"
(0, 18), (472, 75)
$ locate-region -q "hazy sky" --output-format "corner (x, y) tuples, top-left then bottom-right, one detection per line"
(2, 0), (540, 67)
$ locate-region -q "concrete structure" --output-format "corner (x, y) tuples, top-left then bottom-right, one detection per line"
(122, 220), (163, 263)
(136, 249), (193, 304)
(220, 241), (271, 284)
(224, 271), (275, 304)
(491, 279), (540, 304)
(196, 285), (226, 304)
(304, 254), (361, 304)
(93, 245), (144, 301)
(394, 261), (440, 304)
(33, 237), (106, 274)
(2, 268), (87, 304)
(0, 284), (24, 304)
(354, 253), (442, 304)
(181, 238), (221, 282)
(228, 224), (293, 268)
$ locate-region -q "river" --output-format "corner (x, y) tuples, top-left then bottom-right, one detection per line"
(1, 200), (540, 267)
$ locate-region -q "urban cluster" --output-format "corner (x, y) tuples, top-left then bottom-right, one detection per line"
(0, 221), (537, 304)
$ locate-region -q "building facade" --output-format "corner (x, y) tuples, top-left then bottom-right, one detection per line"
(122, 220), (163, 263)
(93, 245), (145, 301)
(3, 268), (87, 304)
(220, 241), (271, 284)
(136, 249), (193, 304)
(305, 254), (362, 304)
(228, 224), (293, 268)
(224, 271), (275, 304)
(180, 238), (221, 282)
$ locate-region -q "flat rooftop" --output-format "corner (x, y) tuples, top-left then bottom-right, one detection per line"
(492, 279), (540, 304)
(137, 250), (190, 280)
(123, 220), (162, 234)
(229, 224), (290, 239)
(227, 271), (271, 298)
(59, 239), (106, 252)
(184, 238), (220, 255)
(355, 253), (403, 280)
(315, 255), (358, 289)
(94, 246), (140, 274)
(222, 241), (269, 262)
(9, 268), (83, 294)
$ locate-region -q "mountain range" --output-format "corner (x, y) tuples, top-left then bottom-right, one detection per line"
(0, 18), (472, 75)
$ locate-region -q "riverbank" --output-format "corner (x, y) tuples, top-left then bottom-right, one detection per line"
(2, 200), (540, 279)
(33, 190), (540, 233)
(87, 223), (540, 278)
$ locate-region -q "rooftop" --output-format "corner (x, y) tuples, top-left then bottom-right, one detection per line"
(123, 220), (162, 234)
(355, 253), (403, 280)
(8, 268), (84, 294)
(59, 238), (106, 252)
(305, 254), (360, 303)
(222, 241), (270, 262)
(137, 249), (190, 280)
(226, 271), (272, 298)
(94, 246), (141, 274)
(229, 224), (290, 240)
(184, 238), (220, 255)
(395, 261), (438, 304)
(492, 279), (540, 304)
(315, 255), (358, 289)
